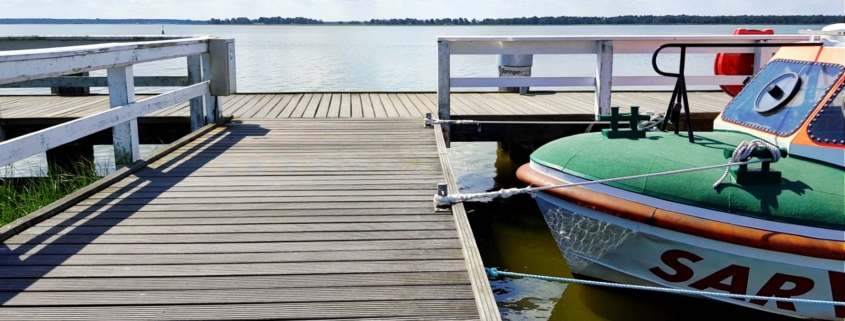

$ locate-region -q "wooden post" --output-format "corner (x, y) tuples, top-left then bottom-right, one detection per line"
(437, 40), (451, 147)
(201, 53), (219, 124)
(107, 66), (140, 168)
(187, 55), (204, 130)
(595, 40), (613, 118)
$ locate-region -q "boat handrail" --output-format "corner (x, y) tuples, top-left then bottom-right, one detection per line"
(649, 42), (824, 142)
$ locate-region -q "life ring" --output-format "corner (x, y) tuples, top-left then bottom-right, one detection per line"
(714, 28), (774, 97)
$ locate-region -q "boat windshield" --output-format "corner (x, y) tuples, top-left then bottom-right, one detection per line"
(721, 59), (844, 136)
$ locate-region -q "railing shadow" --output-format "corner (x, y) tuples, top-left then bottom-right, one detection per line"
(0, 120), (269, 303)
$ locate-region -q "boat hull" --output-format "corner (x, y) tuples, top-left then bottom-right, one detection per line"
(534, 192), (845, 320)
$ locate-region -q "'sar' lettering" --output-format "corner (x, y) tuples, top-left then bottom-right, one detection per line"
(689, 264), (750, 300)
(649, 249), (703, 283)
(749, 273), (815, 311)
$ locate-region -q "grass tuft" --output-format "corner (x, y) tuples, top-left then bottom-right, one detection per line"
(0, 161), (101, 227)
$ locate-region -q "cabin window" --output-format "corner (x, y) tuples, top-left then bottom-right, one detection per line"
(807, 85), (845, 145)
(721, 59), (844, 136)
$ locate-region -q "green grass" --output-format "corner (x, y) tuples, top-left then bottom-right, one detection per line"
(0, 162), (101, 227)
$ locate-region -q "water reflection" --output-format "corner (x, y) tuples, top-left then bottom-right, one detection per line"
(450, 142), (793, 321)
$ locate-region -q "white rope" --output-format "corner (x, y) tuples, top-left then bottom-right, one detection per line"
(435, 141), (779, 206)
(637, 111), (665, 131)
(424, 118), (478, 126)
(487, 268), (845, 308)
(712, 139), (782, 188)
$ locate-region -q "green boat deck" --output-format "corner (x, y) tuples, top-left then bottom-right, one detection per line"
(531, 131), (845, 230)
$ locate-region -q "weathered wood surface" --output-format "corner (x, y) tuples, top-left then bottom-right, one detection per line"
(0, 118), (494, 320)
(0, 91), (731, 120)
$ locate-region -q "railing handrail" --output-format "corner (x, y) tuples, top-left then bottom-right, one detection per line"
(0, 37), (210, 62)
(0, 35), (194, 42)
(0, 36), (236, 169)
(0, 37), (214, 86)
(437, 34), (808, 42)
(435, 34), (811, 146)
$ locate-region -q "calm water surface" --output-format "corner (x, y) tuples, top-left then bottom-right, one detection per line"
(2, 24), (820, 320)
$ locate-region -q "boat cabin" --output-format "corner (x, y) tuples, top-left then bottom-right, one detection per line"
(713, 42), (845, 168)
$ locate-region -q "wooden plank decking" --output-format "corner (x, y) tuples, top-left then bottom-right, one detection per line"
(0, 119), (498, 320)
(0, 91), (732, 120)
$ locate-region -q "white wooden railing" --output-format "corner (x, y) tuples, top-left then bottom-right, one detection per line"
(0, 36), (212, 90)
(0, 36), (236, 168)
(436, 34), (810, 125)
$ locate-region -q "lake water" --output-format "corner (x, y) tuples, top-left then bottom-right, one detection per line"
(0, 24), (823, 93)
(1, 24), (821, 320)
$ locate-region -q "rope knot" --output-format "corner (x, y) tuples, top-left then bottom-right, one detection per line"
(485, 267), (500, 278)
(433, 193), (455, 207)
(713, 139), (782, 188)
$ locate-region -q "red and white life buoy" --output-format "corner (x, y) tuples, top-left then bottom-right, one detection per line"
(714, 28), (774, 97)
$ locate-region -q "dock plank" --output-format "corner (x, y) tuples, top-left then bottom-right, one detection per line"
(288, 93), (314, 118)
(0, 300), (480, 321)
(314, 92), (333, 118)
(274, 93), (304, 118)
(367, 93), (387, 118)
(339, 93), (352, 117)
(351, 93), (364, 118)
(0, 271), (470, 292)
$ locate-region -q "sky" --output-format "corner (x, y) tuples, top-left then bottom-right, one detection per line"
(0, 0), (843, 21)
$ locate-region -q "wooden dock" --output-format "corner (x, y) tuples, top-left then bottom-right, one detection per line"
(0, 118), (498, 320)
(0, 91), (734, 320)
(0, 33), (805, 320)
(0, 91), (731, 121)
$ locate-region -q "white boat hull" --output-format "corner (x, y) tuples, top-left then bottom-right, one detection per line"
(535, 192), (845, 320)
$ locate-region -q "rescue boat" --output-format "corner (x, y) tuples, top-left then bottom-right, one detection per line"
(517, 26), (845, 319)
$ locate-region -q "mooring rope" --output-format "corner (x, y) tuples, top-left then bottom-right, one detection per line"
(713, 139), (782, 188)
(434, 153), (774, 206)
(424, 119), (481, 125)
(485, 268), (845, 307)
(637, 111), (665, 131)
(425, 112), (664, 128)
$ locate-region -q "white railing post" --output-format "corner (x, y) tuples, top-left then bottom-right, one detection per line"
(0, 103), (5, 141)
(107, 65), (140, 168)
(437, 40), (451, 147)
(201, 52), (218, 124)
(595, 40), (613, 118)
(187, 55), (204, 130)
(753, 40), (776, 75)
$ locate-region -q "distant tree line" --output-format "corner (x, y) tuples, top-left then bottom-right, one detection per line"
(0, 18), (205, 24)
(342, 15), (843, 25)
(209, 17), (323, 25)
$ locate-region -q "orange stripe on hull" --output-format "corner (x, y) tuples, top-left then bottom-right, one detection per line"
(517, 164), (845, 261)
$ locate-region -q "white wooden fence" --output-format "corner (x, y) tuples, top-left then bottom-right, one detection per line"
(436, 34), (810, 125)
(0, 36), (236, 168)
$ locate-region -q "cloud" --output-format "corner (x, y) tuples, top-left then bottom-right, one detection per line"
(0, 0), (841, 20)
